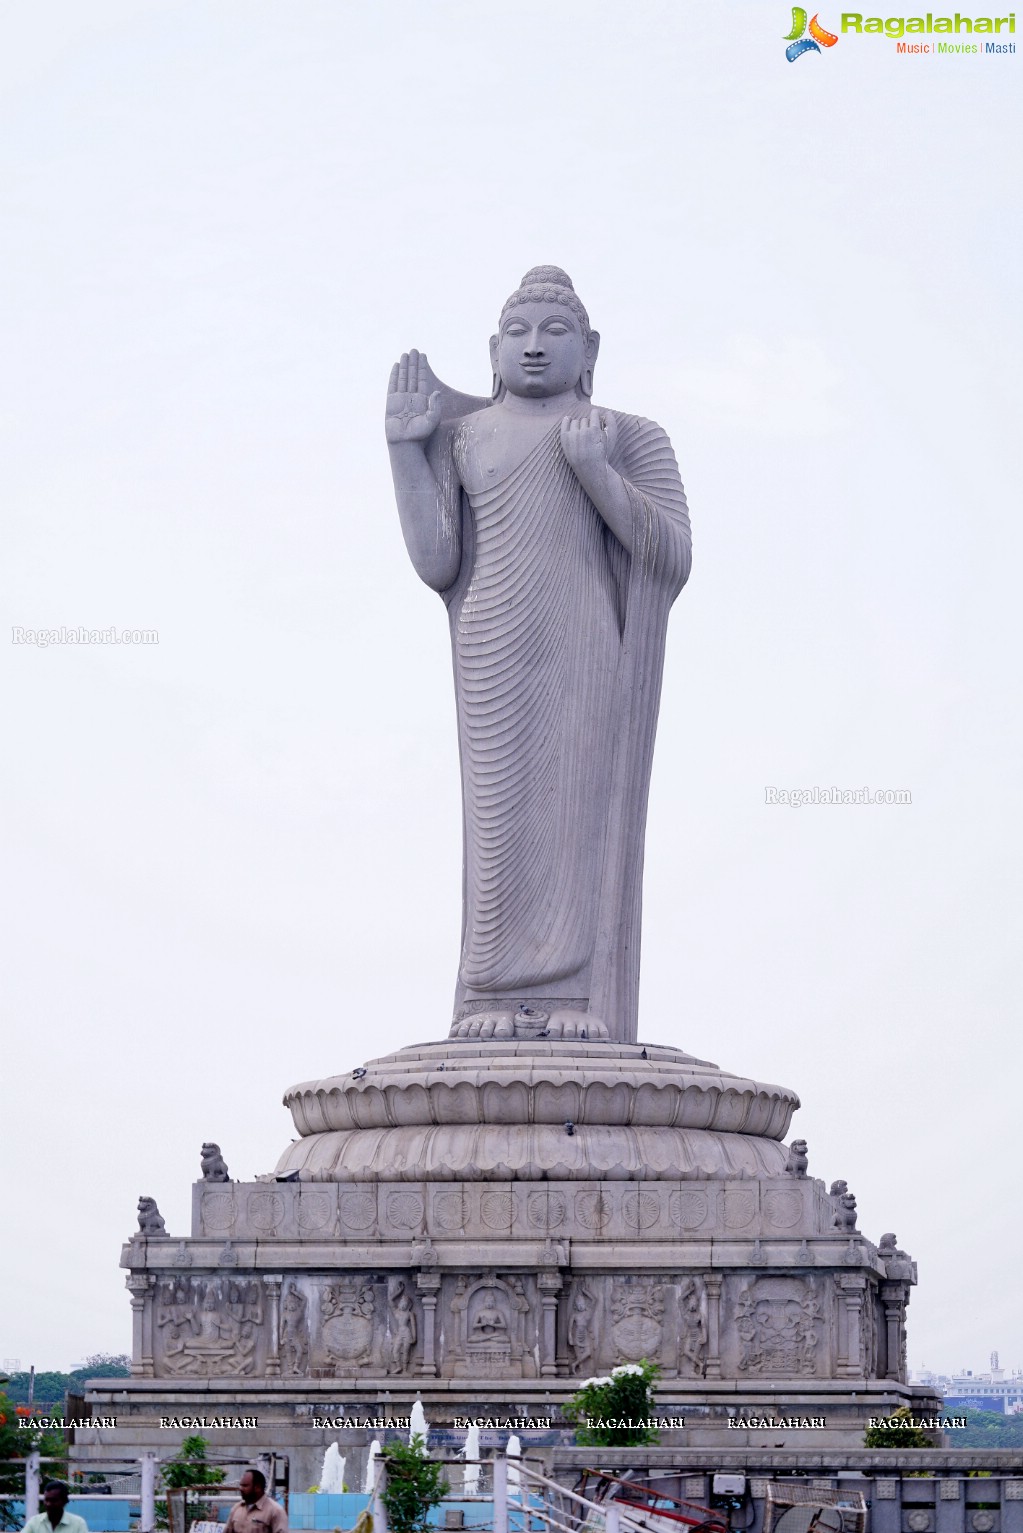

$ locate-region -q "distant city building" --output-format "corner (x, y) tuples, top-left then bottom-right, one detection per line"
(912, 1354), (1023, 1414)
(1, 1357), (20, 1373)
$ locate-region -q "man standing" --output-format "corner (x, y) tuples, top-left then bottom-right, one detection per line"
(22, 1481), (89, 1533)
(224, 1469), (287, 1533)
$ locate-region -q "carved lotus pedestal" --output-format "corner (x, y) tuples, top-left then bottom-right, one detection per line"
(93, 1036), (941, 1491)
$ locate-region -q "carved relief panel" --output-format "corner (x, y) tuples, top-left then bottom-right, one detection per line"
(319, 1275), (378, 1371)
(154, 1275), (265, 1377)
(385, 1277), (420, 1375)
(249, 1273), (422, 1381)
(611, 1277), (665, 1363)
(564, 1280), (597, 1375)
(441, 1272), (536, 1378)
(558, 1274), (711, 1377)
(677, 1276), (708, 1378)
(280, 1280), (310, 1376)
(729, 1275), (825, 1378)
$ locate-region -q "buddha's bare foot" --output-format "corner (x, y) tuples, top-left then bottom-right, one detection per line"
(546, 1011), (610, 1041)
(449, 1012), (515, 1040)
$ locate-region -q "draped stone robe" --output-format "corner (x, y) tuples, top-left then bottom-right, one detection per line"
(432, 403), (691, 1044)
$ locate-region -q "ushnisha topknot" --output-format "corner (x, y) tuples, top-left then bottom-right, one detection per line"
(500, 265), (591, 335)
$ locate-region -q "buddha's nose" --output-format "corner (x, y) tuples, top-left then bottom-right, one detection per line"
(524, 332), (545, 357)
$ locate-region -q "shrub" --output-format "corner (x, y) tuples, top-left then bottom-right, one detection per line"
(564, 1361), (661, 1446)
(380, 1435), (448, 1533)
(157, 1435), (226, 1530)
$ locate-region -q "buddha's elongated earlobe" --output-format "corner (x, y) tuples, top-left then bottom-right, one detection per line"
(490, 334), (503, 401)
(580, 330), (600, 399)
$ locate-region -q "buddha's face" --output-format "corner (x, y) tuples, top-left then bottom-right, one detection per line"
(492, 301), (597, 399)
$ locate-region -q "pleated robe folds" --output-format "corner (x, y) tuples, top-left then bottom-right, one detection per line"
(439, 409), (691, 1044)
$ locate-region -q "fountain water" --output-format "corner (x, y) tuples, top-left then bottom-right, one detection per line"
(409, 1396), (429, 1446)
(319, 1442), (346, 1495)
(364, 1440), (381, 1495)
(461, 1424), (480, 1495)
(506, 1435), (522, 1501)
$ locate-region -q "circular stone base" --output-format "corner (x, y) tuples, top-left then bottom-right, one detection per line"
(273, 1120), (791, 1181)
(276, 1039), (800, 1182)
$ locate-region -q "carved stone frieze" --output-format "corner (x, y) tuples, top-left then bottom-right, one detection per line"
(200, 1191), (236, 1235)
(280, 1280), (309, 1376)
(678, 1276), (708, 1378)
(763, 1189), (803, 1229)
(432, 1191), (469, 1232)
(733, 1275), (823, 1377)
(622, 1190), (661, 1230)
(385, 1191), (425, 1231)
(320, 1275), (377, 1369)
(527, 1190), (568, 1229)
(611, 1278), (664, 1363)
(446, 1272), (534, 1378)
(575, 1190), (613, 1231)
(247, 1191), (284, 1234)
(670, 1189), (709, 1230)
(296, 1192), (334, 1234)
(386, 1277), (418, 1374)
(721, 1188), (756, 1229)
(566, 1281), (596, 1375)
(154, 1275), (263, 1376)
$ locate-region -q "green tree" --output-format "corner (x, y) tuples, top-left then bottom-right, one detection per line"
(157, 1435), (226, 1531)
(946, 1408), (1023, 1449)
(380, 1436), (448, 1533)
(68, 1356), (131, 1387)
(564, 1361), (661, 1447)
(4, 1373), (71, 1406)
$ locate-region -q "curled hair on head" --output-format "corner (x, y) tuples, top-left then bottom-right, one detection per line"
(500, 265), (592, 336)
(248, 1469), (267, 1494)
(43, 1483), (69, 1499)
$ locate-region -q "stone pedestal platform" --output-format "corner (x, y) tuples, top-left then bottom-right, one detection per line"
(92, 1036), (933, 1483)
(273, 1039), (799, 1181)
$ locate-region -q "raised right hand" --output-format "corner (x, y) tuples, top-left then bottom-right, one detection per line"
(385, 349), (442, 443)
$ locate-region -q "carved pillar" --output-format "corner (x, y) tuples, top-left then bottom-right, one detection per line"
(264, 1276), (282, 1377)
(537, 1269), (562, 1378)
(416, 1270), (441, 1376)
(880, 1281), (910, 1382)
(126, 1274), (153, 1378)
(837, 1274), (867, 1377)
(703, 1275), (723, 1379)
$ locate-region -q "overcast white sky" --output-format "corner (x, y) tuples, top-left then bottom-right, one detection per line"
(1, 1), (1020, 1379)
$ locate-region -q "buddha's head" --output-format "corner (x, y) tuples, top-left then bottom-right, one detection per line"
(491, 265), (600, 401)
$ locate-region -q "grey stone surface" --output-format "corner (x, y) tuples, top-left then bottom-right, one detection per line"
(117, 1172), (918, 1404)
(276, 1038), (799, 1182)
(200, 1142), (230, 1182)
(386, 266), (690, 1044)
(136, 1197), (167, 1236)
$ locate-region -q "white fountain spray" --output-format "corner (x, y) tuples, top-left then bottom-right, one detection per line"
(363, 1441), (381, 1496)
(320, 1442), (346, 1495)
(409, 1396), (429, 1447)
(461, 1424), (481, 1495)
(506, 1434), (522, 1502)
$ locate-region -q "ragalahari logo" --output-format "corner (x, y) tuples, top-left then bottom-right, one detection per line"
(784, 7), (840, 57)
